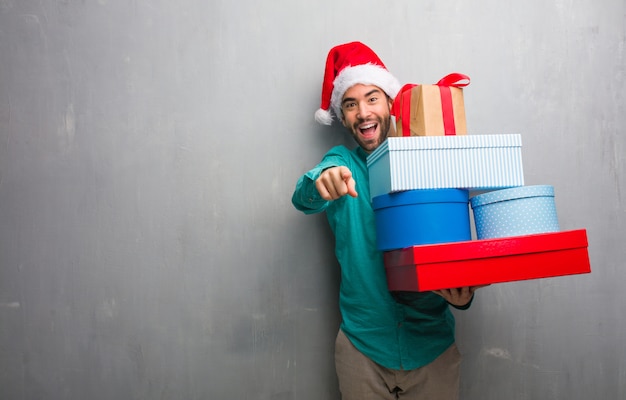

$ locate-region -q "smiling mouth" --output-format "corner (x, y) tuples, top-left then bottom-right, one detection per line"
(359, 122), (378, 138)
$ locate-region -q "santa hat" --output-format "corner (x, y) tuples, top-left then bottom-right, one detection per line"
(315, 41), (401, 125)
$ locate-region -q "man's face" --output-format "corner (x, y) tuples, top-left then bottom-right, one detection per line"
(340, 84), (393, 153)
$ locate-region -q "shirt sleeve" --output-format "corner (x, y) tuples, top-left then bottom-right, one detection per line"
(291, 147), (348, 215)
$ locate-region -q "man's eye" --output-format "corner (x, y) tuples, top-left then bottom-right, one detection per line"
(369, 97), (378, 103)
(344, 102), (356, 110)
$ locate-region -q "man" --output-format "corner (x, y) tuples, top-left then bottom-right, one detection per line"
(292, 42), (483, 400)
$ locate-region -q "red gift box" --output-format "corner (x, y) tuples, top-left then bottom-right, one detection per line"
(384, 229), (591, 292)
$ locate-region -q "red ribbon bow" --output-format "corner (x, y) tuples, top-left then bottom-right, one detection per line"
(437, 73), (470, 136)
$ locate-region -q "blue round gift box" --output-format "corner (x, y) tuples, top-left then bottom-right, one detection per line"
(470, 185), (560, 239)
(372, 189), (471, 251)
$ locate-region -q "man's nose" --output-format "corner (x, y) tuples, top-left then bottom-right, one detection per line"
(357, 103), (371, 119)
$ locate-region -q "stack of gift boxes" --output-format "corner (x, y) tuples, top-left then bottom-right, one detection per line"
(367, 74), (591, 292)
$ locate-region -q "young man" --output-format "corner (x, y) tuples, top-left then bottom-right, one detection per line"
(292, 42), (483, 400)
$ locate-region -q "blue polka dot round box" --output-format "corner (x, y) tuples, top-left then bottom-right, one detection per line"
(470, 185), (560, 240)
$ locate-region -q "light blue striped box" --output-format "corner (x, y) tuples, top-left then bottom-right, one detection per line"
(366, 134), (524, 201)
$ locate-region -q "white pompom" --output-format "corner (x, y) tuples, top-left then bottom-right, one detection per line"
(315, 108), (333, 125)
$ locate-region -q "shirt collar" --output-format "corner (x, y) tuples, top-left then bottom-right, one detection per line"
(356, 146), (369, 161)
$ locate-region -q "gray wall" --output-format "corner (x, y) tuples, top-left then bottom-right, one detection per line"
(0, 1), (624, 399)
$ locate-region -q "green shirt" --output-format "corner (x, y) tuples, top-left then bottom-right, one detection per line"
(292, 145), (457, 370)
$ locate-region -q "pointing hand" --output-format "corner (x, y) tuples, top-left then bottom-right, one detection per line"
(315, 166), (358, 200)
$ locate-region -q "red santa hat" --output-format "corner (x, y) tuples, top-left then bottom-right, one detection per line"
(315, 41), (401, 125)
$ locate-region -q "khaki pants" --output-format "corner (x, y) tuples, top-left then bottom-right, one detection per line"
(335, 329), (461, 400)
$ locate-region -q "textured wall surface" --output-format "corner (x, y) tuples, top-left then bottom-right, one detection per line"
(1, 1), (624, 399)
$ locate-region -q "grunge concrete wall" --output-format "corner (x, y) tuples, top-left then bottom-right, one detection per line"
(0, 1), (624, 399)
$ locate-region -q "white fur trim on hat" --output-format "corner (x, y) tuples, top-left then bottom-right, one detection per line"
(330, 63), (401, 121)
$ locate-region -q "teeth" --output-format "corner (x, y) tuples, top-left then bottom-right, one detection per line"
(361, 123), (376, 129)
